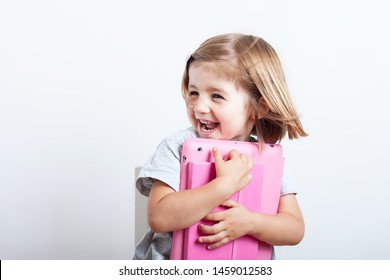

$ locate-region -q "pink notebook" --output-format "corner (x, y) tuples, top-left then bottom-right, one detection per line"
(170, 138), (284, 260)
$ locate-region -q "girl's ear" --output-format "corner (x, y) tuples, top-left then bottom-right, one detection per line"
(257, 97), (270, 119)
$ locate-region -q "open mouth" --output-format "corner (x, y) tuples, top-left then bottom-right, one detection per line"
(199, 119), (220, 131)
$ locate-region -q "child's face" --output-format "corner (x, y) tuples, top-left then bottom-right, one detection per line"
(186, 64), (255, 141)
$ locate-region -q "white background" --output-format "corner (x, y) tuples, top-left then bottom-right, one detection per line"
(1, 0), (389, 260)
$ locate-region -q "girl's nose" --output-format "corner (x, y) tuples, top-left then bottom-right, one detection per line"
(193, 101), (210, 114)
(192, 97), (210, 114)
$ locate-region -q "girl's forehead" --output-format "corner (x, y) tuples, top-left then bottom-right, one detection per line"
(189, 61), (238, 82)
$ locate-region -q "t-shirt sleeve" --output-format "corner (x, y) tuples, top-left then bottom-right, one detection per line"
(281, 165), (297, 196)
(135, 138), (181, 197)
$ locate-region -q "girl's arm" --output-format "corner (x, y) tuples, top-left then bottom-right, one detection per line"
(147, 148), (254, 233)
(198, 194), (304, 248)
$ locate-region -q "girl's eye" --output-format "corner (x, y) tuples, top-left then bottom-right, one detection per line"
(189, 91), (199, 96)
(212, 93), (224, 99)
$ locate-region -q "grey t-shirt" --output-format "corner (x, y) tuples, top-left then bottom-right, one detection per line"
(133, 127), (296, 260)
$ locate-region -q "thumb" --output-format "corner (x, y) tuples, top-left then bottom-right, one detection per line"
(212, 147), (223, 164)
(221, 199), (239, 208)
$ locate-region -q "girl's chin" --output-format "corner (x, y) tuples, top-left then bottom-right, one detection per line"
(197, 130), (218, 139)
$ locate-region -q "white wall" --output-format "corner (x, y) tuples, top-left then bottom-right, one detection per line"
(1, 0), (389, 259)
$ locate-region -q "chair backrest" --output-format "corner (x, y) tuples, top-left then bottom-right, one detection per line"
(134, 167), (149, 245)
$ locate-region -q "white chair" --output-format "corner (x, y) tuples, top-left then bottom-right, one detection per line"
(134, 167), (149, 245)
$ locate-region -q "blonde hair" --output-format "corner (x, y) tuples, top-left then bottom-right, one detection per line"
(182, 33), (308, 144)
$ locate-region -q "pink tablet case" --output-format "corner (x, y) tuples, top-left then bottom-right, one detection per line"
(170, 138), (284, 260)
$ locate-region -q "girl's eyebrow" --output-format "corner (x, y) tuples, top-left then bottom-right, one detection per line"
(206, 86), (223, 92)
(188, 83), (198, 90)
(205, 86), (229, 97)
(188, 84), (225, 93)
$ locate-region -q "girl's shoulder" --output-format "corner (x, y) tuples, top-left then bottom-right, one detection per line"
(163, 127), (199, 145)
(153, 127), (198, 157)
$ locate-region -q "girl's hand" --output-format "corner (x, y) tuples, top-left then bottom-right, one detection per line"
(197, 199), (253, 249)
(213, 148), (253, 193)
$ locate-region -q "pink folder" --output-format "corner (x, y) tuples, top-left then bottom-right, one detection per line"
(170, 138), (284, 260)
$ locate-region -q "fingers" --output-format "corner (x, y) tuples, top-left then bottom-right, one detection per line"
(199, 231), (230, 249)
(213, 148), (253, 168)
(212, 147), (223, 165)
(203, 211), (222, 222)
(198, 202), (246, 250)
(206, 237), (230, 249)
(220, 199), (239, 208)
(213, 147), (254, 192)
(238, 152), (253, 170)
(198, 222), (222, 236)
(245, 155), (254, 170)
(198, 223), (230, 249)
(226, 149), (240, 160)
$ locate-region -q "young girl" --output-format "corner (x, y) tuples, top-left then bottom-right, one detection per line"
(133, 33), (307, 260)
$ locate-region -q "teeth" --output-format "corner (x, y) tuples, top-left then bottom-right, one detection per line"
(198, 119), (219, 132)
